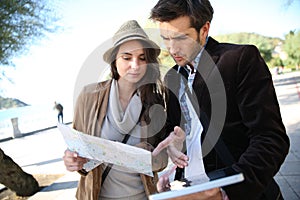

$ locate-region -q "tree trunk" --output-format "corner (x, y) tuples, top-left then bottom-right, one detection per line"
(0, 148), (39, 196)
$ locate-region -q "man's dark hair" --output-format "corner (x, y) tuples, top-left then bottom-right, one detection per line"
(150, 0), (214, 32)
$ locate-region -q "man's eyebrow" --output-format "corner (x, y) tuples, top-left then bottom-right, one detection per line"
(173, 34), (188, 38)
(160, 34), (188, 39)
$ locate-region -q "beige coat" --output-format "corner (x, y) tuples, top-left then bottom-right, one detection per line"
(73, 80), (168, 200)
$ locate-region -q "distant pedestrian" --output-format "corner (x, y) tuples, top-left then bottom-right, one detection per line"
(54, 101), (63, 123)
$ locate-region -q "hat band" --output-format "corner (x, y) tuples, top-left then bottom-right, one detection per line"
(114, 34), (147, 46)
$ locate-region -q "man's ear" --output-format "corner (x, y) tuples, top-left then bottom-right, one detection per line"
(199, 21), (210, 45)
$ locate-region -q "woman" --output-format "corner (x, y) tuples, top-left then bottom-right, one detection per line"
(63, 20), (168, 199)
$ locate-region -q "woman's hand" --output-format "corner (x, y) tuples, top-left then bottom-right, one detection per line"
(135, 141), (154, 151)
(63, 149), (88, 172)
(136, 141), (168, 171)
(153, 126), (189, 168)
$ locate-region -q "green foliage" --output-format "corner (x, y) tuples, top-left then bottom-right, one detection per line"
(270, 57), (284, 67)
(283, 30), (300, 68)
(159, 50), (175, 76)
(0, 0), (60, 67)
(214, 32), (283, 64)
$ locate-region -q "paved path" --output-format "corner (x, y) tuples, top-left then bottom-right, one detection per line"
(0, 124), (79, 199)
(0, 71), (299, 200)
(273, 71), (300, 200)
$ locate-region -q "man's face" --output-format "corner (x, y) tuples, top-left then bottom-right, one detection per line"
(159, 16), (203, 67)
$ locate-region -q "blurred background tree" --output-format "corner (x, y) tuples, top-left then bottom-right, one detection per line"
(283, 30), (300, 70)
(0, 0), (61, 197)
(0, 0), (60, 80)
(214, 32), (282, 65)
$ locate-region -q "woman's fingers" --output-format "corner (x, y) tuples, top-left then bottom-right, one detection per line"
(63, 149), (88, 172)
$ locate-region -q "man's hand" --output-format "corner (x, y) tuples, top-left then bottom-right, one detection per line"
(168, 188), (222, 200)
(157, 165), (177, 192)
(152, 126), (188, 168)
(157, 165), (222, 200)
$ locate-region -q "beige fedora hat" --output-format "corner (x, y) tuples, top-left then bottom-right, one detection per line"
(103, 20), (161, 64)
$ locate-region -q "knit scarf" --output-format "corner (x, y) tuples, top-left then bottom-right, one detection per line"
(101, 79), (142, 142)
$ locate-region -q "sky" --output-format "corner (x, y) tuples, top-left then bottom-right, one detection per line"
(1, 0), (300, 109)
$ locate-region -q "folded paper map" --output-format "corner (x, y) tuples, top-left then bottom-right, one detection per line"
(57, 123), (153, 176)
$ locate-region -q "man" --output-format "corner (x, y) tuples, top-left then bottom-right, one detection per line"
(54, 101), (63, 123)
(150, 0), (289, 199)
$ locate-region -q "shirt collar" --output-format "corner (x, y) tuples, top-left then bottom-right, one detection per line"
(193, 36), (209, 70)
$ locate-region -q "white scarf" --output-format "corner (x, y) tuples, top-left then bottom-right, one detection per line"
(100, 80), (146, 199)
(101, 79), (142, 144)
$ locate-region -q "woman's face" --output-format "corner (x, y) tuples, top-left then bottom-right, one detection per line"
(115, 40), (147, 85)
